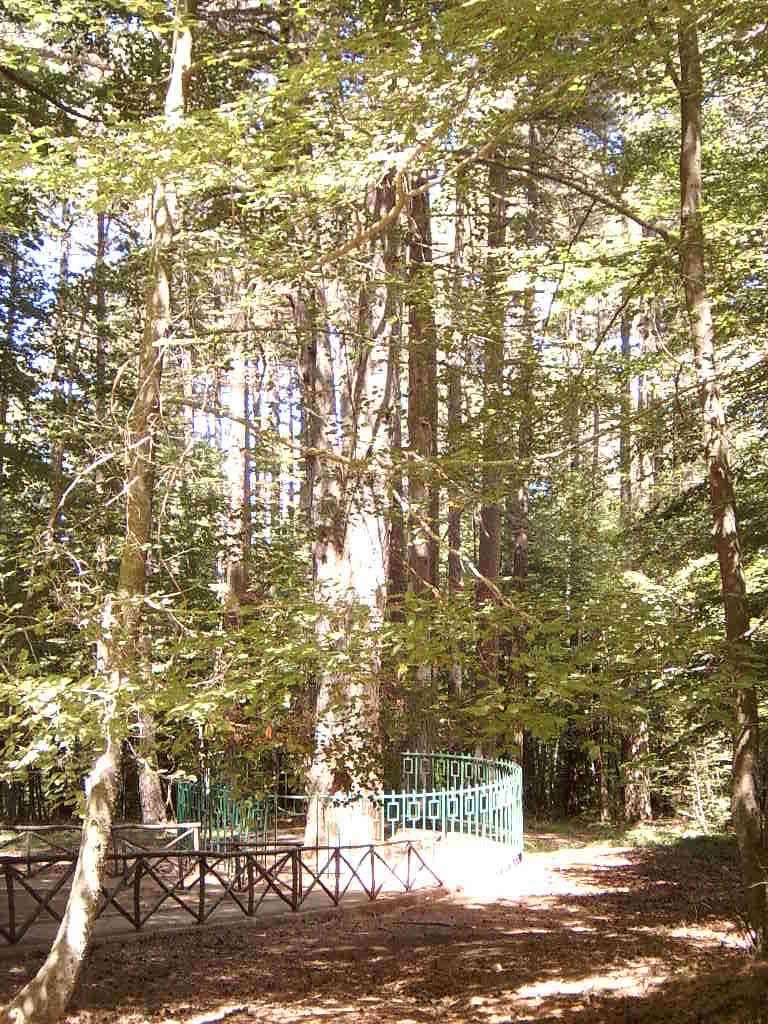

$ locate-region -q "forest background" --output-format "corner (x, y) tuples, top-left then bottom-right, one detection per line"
(1, 0), (768, 1005)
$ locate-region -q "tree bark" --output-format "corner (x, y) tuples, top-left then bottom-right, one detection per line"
(506, 125), (538, 761)
(0, 740), (120, 1024)
(300, 179), (397, 844)
(619, 315), (633, 531)
(475, 160), (507, 711)
(387, 314), (406, 621)
(224, 342), (251, 622)
(446, 181), (465, 698)
(677, 8), (764, 945)
(618, 313), (651, 823)
(0, 233), (18, 518)
(45, 204), (72, 547)
(95, 213), (108, 424)
(406, 174), (438, 750)
(118, 3), (193, 823)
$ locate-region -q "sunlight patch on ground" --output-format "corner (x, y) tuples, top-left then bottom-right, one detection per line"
(511, 957), (669, 1001)
(638, 922), (745, 950)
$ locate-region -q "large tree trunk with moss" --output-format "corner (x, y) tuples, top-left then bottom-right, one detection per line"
(301, 180), (397, 845)
(677, 10), (765, 946)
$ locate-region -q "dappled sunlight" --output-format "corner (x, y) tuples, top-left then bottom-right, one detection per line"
(2, 829), (766, 1023)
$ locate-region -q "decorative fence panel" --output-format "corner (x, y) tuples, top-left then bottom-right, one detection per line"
(175, 781), (276, 851)
(379, 753), (523, 858)
(175, 752), (524, 860)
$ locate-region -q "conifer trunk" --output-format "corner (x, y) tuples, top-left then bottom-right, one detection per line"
(677, 9), (765, 945)
(447, 190), (464, 697)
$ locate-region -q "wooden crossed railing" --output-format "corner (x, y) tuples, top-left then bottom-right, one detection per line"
(0, 840), (442, 945)
(0, 824), (202, 879)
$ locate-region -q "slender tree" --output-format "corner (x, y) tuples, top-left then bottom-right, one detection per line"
(676, 5), (764, 946)
(0, 12), (195, 1021)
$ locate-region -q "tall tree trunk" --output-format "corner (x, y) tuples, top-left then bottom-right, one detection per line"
(619, 315), (633, 531)
(406, 174), (438, 751)
(506, 126), (538, 762)
(95, 213), (108, 424)
(0, 20), (194, 1012)
(224, 343), (250, 620)
(127, 2), (193, 824)
(677, 8), (764, 945)
(0, 233), (18, 518)
(618, 314), (652, 823)
(46, 204), (72, 546)
(476, 160), (506, 704)
(446, 182), (465, 698)
(387, 313), (406, 620)
(300, 179), (398, 844)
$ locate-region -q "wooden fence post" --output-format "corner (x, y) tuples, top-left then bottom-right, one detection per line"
(198, 855), (206, 922)
(291, 849), (299, 911)
(5, 862), (15, 943)
(247, 854), (254, 915)
(133, 858), (143, 928)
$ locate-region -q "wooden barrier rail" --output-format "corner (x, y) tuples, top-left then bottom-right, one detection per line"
(0, 840), (442, 945)
(0, 824), (201, 879)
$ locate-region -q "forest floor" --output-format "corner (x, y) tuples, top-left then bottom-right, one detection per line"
(3, 821), (768, 1024)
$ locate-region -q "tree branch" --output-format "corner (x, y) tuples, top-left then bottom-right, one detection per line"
(485, 158), (676, 244)
(0, 65), (96, 122)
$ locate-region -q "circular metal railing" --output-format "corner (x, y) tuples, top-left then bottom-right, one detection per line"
(176, 752), (523, 860)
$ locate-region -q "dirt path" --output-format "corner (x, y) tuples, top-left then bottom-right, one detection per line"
(3, 834), (767, 1023)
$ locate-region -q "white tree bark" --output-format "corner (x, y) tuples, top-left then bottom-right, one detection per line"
(0, 741), (120, 1024)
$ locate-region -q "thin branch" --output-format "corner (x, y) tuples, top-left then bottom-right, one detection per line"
(313, 102), (501, 271)
(589, 256), (663, 356)
(0, 65), (97, 122)
(542, 199), (597, 335)
(487, 158), (676, 244)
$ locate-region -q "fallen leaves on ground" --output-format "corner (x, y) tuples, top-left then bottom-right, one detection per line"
(3, 829), (768, 1023)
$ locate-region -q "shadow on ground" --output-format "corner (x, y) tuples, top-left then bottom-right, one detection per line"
(2, 833), (767, 1023)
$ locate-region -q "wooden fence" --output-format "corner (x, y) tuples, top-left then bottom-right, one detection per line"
(0, 839), (442, 945)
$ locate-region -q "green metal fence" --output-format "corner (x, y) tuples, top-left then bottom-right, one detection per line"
(174, 780), (276, 851)
(175, 753), (523, 860)
(378, 753), (523, 858)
